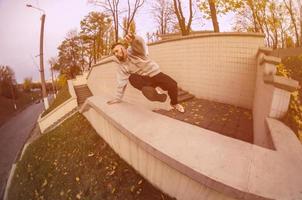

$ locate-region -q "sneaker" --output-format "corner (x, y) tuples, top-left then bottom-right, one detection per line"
(142, 86), (167, 102)
(155, 87), (165, 94)
(172, 104), (185, 113)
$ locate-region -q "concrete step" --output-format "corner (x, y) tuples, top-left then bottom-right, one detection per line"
(77, 93), (92, 97)
(75, 86), (91, 90)
(78, 97), (91, 102)
(76, 92), (92, 96)
(77, 95), (92, 100)
(74, 84), (88, 89)
(74, 84), (93, 106)
(178, 93), (195, 103)
(75, 89), (89, 93)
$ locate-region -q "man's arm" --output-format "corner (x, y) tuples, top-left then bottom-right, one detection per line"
(125, 33), (147, 57)
(107, 67), (129, 104)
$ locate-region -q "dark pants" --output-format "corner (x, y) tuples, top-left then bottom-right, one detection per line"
(129, 72), (178, 105)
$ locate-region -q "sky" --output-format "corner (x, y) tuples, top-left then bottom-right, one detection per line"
(0, 0), (234, 83)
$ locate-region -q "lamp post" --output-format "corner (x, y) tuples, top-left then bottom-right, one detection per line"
(26, 4), (49, 109)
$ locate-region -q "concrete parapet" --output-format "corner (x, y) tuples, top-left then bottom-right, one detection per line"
(38, 80), (78, 133)
(253, 48), (299, 148)
(80, 95), (302, 200)
(88, 32), (265, 110)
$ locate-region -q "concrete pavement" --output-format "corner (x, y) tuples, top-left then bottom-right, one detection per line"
(0, 102), (43, 199)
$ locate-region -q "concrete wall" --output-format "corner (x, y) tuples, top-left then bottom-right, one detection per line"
(80, 96), (302, 200)
(82, 33), (302, 200)
(38, 80), (78, 133)
(88, 33), (265, 110)
(83, 104), (238, 200)
(148, 33), (265, 109)
(72, 71), (89, 86)
(253, 48), (299, 148)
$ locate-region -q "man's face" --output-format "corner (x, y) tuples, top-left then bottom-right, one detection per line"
(112, 44), (127, 62)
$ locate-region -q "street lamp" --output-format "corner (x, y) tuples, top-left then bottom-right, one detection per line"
(26, 4), (49, 109)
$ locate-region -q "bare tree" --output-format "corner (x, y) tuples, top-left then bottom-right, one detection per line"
(283, 0), (300, 46)
(297, 0), (302, 46)
(124, 0), (144, 35)
(234, 0), (297, 48)
(172, 0), (193, 36)
(151, 0), (174, 35)
(89, 0), (120, 42)
(198, 0), (242, 33)
(89, 0), (145, 41)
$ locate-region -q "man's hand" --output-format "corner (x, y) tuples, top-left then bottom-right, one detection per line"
(124, 33), (135, 44)
(107, 98), (122, 105)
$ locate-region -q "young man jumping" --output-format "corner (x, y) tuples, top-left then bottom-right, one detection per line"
(107, 33), (185, 113)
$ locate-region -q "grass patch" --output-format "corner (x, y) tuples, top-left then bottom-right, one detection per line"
(8, 113), (174, 200)
(41, 85), (71, 117)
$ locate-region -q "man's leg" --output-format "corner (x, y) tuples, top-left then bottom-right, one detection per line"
(151, 72), (178, 105)
(129, 74), (150, 90)
(151, 72), (185, 113)
(129, 74), (167, 102)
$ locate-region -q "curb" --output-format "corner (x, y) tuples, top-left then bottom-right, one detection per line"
(3, 164), (16, 200)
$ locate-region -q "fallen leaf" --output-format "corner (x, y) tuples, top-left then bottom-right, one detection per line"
(130, 185), (135, 192)
(42, 179), (47, 187)
(136, 188), (142, 195)
(108, 170), (115, 176)
(88, 153), (94, 157)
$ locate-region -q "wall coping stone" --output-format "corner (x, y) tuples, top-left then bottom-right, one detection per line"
(256, 47), (273, 57)
(67, 80), (77, 98)
(80, 95), (302, 200)
(263, 74), (299, 92)
(39, 80), (78, 122)
(260, 55), (281, 65)
(149, 32), (265, 46)
(87, 56), (116, 79)
(38, 97), (77, 122)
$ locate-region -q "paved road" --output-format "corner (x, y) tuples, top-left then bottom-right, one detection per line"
(0, 102), (43, 199)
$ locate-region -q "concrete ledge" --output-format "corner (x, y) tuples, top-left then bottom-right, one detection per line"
(266, 118), (302, 158)
(87, 56), (116, 79)
(80, 95), (302, 200)
(256, 47), (273, 58)
(260, 55), (281, 65)
(263, 75), (299, 92)
(67, 80), (77, 98)
(149, 32), (265, 46)
(38, 97), (78, 132)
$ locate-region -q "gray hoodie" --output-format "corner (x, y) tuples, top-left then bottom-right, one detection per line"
(115, 35), (161, 100)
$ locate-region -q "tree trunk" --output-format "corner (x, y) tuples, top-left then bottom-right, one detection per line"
(284, 0), (300, 47)
(208, 0), (219, 32)
(173, 0), (192, 36)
